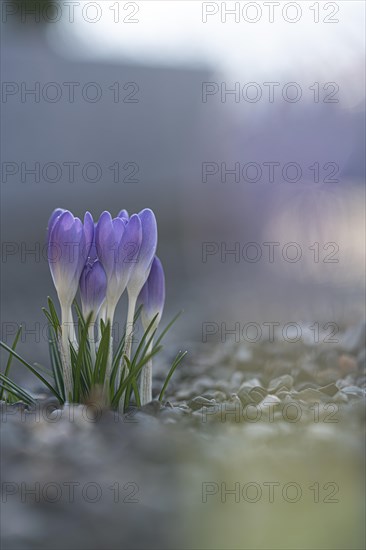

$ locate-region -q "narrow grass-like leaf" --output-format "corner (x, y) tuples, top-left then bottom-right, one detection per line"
(73, 300), (85, 328)
(73, 313), (92, 402)
(110, 354), (120, 392)
(0, 341), (62, 401)
(121, 316), (158, 408)
(73, 303), (93, 386)
(43, 299), (63, 401)
(49, 335), (64, 400)
(113, 364), (126, 404)
(159, 350), (187, 402)
(32, 363), (54, 378)
(47, 296), (61, 329)
(131, 379), (141, 407)
(154, 311), (182, 349)
(122, 345), (162, 409)
(93, 321), (110, 385)
(122, 355), (133, 410)
(0, 325), (22, 401)
(42, 308), (54, 327)
(0, 372), (36, 405)
(112, 355), (148, 409)
(130, 314), (158, 370)
(1, 297), (183, 410)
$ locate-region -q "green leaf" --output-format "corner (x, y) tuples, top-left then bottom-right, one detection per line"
(73, 312), (92, 402)
(122, 345), (162, 410)
(129, 313), (159, 370)
(2, 297), (183, 411)
(0, 341), (62, 402)
(47, 296), (61, 329)
(120, 315), (158, 409)
(93, 321), (111, 385)
(48, 335), (64, 400)
(0, 325), (22, 400)
(154, 311), (182, 349)
(159, 350), (187, 402)
(0, 372), (36, 406)
(122, 355), (133, 410)
(73, 300), (85, 327)
(42, 307), (54, 327)
(112, 355), (147, 409)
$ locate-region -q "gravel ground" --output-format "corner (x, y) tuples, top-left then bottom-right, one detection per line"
(1, 322), (365, 549)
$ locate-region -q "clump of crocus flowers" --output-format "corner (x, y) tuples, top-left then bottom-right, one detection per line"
(47, 207), (165, 407)
(0, 208), (184, 410)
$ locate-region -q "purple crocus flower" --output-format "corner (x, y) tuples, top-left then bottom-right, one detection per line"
(79, 260), (107, 321)
(137, 256), (165, 331)
(95, 211), (142, 321)
(48, 209), (93, 307)
(95, 210), (142, 392)
(122, 209), (158, 388)
(127, 209), (158, 298)
(47, 208), (93, 399)
(137, 256), (165, 406)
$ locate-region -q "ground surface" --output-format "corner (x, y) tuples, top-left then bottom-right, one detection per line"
(1, 323), (365, 549)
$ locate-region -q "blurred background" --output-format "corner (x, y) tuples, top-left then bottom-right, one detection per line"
(1, 2), (365, 550)
(1, 0), (365, 364)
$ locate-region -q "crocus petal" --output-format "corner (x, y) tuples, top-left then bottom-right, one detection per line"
(138, 209), (158, 266)
(48, 210), (85, 305)
(77, 211), (93, 275)
(137, 256), (165, 328)
(137, 281), (149, 317)
(88, 222), (98, 263)
(146, 256), (165, 317)
(118, 213), (142, 283)
(127, 209), (157, 297)
(118, 209), (129, 222)
(84, 212), (94, 254)
(111, 216), (126, 281)
(95, 211), (118, 280)
(47, 208), (66, 243)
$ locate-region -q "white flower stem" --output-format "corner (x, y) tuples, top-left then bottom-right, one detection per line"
(69, 315), (78, 350)
(118, 293), (137, 412)
(140, 339), (153, 405)
(60, 304), (74, 401)
(125, 293), (137, 365)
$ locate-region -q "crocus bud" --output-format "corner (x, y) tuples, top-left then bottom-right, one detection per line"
(137, 256), (165, 406)
(48, 210), (93, 307)
(95, 211), (142, 319)
(127, 208), (158, 299)
(137, 256), (165, 331)
(79, 260), (107, 321)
